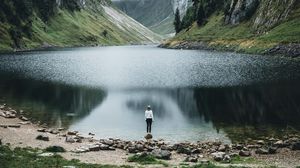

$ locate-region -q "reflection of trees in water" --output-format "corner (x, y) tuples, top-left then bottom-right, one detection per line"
(125, 89), (200, 121)
(0, 75), (106, 128)
(193, 83), (300, 130)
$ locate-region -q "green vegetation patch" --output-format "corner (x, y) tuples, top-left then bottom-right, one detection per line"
(0, 145), (132, 168)
(180, 163), (250, 168)
(127, 154), (168, 167)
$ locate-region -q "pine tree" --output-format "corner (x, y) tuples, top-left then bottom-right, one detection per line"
(174, 8), (181, 34)
(196, 3), (205, 26)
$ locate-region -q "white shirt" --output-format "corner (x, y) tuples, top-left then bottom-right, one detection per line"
(145, 110), (154, 121)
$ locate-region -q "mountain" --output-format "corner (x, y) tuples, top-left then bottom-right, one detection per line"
(161, 0), (300, 57)
(112, 0), (192, 35)
(0, 0), (161, 51)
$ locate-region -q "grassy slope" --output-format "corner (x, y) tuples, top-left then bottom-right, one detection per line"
(165, 5), (300, 54)
(0, 4), (159, 52)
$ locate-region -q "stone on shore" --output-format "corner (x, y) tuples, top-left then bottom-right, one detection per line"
(36, 135), (49, 141)
(65, 136), (76, 143)
(239, 150), (251, 157)
(255, 148), (269, 155)
(211, 152), (225, 161)
(144, 133), (153, 140)
(151, 149), (171, 160)
(291, 142), (300, 150)
(67, 131), (78, 135)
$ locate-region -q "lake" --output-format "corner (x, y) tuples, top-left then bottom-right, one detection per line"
(0, 45), (300, 143)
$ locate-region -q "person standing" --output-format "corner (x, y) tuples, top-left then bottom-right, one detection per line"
(145, 105), (154, 133)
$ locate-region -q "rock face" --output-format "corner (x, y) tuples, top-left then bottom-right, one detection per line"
(225, 0), (297, 31)
(225, 0), (259, 25)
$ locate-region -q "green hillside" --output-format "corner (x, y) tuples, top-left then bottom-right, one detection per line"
(0, 0), (161, 52)
(162, 0), (300, 57)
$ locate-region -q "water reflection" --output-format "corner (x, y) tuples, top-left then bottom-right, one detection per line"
(0, 73), (106, 128)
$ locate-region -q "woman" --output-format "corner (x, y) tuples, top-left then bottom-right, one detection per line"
(145, 105), (154, 133)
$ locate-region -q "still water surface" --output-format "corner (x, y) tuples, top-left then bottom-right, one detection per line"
(0, 46), (300, 142)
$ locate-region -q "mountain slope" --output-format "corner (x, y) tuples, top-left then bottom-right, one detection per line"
(162, 0), (300, 57)
(0, 0), (161, 51)
(113, 0), (192, 35)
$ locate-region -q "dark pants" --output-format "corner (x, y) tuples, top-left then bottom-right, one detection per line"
(146, 118), (152, 133)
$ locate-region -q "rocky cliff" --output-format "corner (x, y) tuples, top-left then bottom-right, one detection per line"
(0, 0), (161, 51)
(113, 0), (192, 35)
(162, 0), (300, 57)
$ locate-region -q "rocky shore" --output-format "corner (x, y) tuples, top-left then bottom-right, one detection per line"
(1, 104), (300, 167)
(159, 41), (300, 58)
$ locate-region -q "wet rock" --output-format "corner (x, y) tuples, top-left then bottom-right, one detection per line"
(88, 132), (95, 136)
(144, 133), (153, 140)
(239, 150), (251, 157)
(255, 148), (269, 155)
(151, 149), (171, 160)
(291, 142), (300, 150)
(36, 135), (49, 141)
(211, 152), (225, 162)
(65, 136), (76, 143)
(67, 131), (78, 135)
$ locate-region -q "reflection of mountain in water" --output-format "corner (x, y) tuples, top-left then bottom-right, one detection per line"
(193, 83), (300, 130)
(0, 74), (106, 128)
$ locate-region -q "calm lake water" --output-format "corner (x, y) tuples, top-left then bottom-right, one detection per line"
(0, 45), (300, 143)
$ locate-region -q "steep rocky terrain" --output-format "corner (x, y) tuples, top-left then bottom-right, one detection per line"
(113, 0), (192, 35)
(0, 0), (161, 51)
(162, 0), (300, 57)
